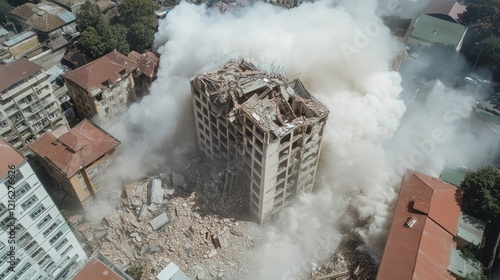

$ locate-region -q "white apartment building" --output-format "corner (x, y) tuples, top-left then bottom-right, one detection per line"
(190, 59), (329, 223)
(0, 139), (87, 280)
(0, 59), (68, 156)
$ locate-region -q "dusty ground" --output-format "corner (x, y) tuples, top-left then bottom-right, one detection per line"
(71, 156), (377, 280)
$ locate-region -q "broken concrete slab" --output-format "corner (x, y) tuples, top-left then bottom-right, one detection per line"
(172, 171), (187, 190)
(148, 203), (157, 212)
(148, 179), (164, 205)
(135, 185), (144, 197)
(150, 244), (163, 254)
(137, 204), (148, 222)
(208, 249), (217, 258)
(150, 211), (169, 231)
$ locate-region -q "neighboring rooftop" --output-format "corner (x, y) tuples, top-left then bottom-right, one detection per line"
(0, 139), (25, 178)
(29, 119), (120, 178)
(63, 51), (136, 95)
(410, 14), (467, 48)
(191, 59), (329, 138)
(457, 213), (486, 246)
(440, 165), (466, 187)
(128, 50), (159, 79)
(71, 254), (133, 280)
(424, 0), (466, 23)
(11, 1), (76, 32)
(2, 31), (37, 47)
(0, 59), (43, 93)
(376, 169), (463, 280)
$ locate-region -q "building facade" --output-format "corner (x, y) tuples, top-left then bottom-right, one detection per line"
(190, 59), (329, 223)
(63, 52), (136, 123)
(0, 59), (68, 156)
(0, 139), (87, 280)
(29, 119), (120, 208)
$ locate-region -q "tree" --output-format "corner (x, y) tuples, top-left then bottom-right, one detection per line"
(470, 36), (500, 73)
(120, 0), (156, 51)
(460, 0), (500, 39)
(78, 26), (108, 58)
(76, 0), (103, 31)
(127, 22), (155, 52)
(111, 24), (130, 54)
(120, 0), (156, 27)
(460, 167), (500, 224)
(0, 0), (11, 25)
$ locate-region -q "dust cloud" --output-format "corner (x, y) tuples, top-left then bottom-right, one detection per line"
(103, 0), (408, 278)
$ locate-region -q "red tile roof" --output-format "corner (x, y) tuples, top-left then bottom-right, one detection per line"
(127, 50), (159, 78)
(424, 0), (466, 22)
(72, 257), (126, 280)
(376, 170), (463, 280)
(29, 119), (120, 178)
(0, 139), (25, 178)
(0, 59), (43, 93)
(63, 51), (136, 96)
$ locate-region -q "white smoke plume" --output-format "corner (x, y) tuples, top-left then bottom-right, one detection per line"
(103, 0), (408, 278)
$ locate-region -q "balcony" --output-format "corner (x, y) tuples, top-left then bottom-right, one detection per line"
(15, 123), (28, 132)
(0, 125), (12, 134)
(41, 95), (56, 106)
(2, 72), (45, 100)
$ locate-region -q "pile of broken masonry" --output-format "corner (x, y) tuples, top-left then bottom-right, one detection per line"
(73, 165), (259, 280)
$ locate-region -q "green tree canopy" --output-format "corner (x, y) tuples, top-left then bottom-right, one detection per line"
(76, 0), (103, 31)
(460, 0), (500, 39)
(127, 22), (155, 52)
(78, 26), (108, 58)
(461, 166), (500, 224)
(470, 36), (500, 73)
(120, 0), (156, 27)
(0, 0), (12, 25)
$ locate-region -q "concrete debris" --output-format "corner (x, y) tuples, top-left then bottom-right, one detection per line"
(76, 162), (260, 279)
(135, 185), (144, 197)
(150, 211), (169, 231)
(137, 204), (148, 222)
(148, 178), (164, 204)
(148, 203), (157, 212)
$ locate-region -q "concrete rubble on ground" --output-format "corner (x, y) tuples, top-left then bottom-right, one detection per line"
(308, 234), (377, 280)
(74, 157), (258, 280)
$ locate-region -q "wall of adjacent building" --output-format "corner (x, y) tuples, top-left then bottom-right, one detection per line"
(0, 161), (87, 280)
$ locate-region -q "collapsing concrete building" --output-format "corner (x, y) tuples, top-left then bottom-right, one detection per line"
(190, 59), (329, 223)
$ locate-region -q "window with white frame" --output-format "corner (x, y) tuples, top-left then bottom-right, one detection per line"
(21, 195), (38, 210)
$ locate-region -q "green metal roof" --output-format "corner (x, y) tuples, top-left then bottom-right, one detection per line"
(477, 111), (500, 124)
(440, 165), (466, 187)
(410, 14), (467, 47)
(457, 213), (485, 246)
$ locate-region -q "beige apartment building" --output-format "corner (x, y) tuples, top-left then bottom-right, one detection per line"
(190, 59), (329, 223)
(0, 59), (68, 156)
(63, 51), (137, 123)
(29, 119), (120, 208)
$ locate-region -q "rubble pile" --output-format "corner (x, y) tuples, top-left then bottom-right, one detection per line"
(309, 234), (377, 280)
(73, 161), (258, 280)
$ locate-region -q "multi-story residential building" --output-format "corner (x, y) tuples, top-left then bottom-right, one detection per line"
(63, 51), (137, 123)
(0, 59), (69, 156)
(190, 59), (329, 223)
(0, 139), (87, 280)
(29, 119), (120, 208)
(127, 50), (159, 98)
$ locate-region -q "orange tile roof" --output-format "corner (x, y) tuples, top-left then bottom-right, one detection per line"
(29, 119), (120, 178)
(72, 257), (126, 280)
(127, 50), (159, 78)
(0, 139), (25, 178)
(63, 51), (136, 96)
(376, 170), (463, 280)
